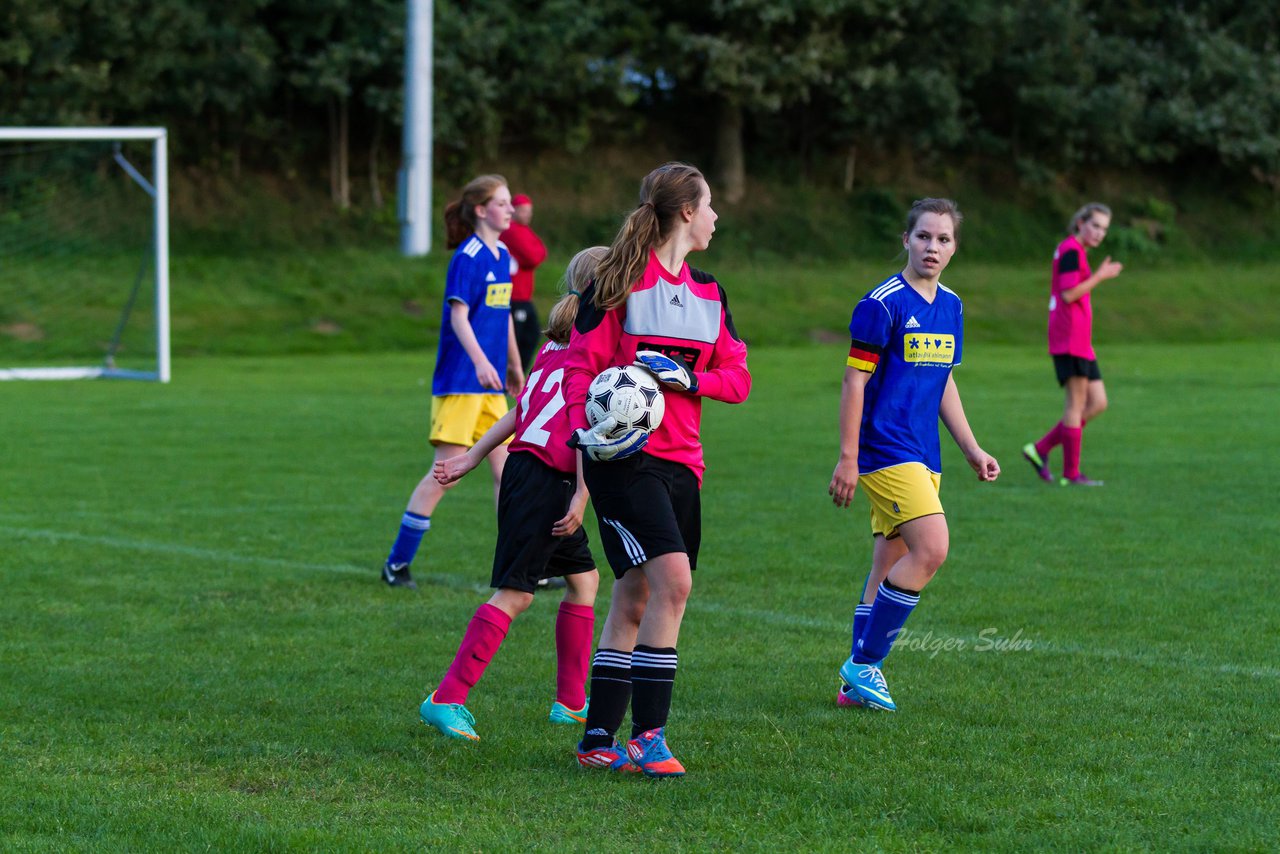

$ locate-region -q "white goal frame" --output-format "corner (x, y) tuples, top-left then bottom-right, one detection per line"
(0, 127), (170, 382)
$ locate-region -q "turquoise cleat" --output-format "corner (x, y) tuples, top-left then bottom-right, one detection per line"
(839, 658), (896, 712)
(419, 691), (480, 741)
(549, 698), (589, 724)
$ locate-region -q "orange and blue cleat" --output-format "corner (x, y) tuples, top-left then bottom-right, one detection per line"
(550, 698), (589, 724)
(419, 692), (480, 741)
(626, 727), (686, 778)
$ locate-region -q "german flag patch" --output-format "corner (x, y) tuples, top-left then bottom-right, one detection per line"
(847, 339), (881, 373)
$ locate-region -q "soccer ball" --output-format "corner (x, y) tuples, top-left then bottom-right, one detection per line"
(585, 365), (665, 437)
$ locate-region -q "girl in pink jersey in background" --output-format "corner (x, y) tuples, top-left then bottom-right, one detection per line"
(1023, 203), (1123, 486)
(565, 162), (751, 777)
(416, 247), (608, 743)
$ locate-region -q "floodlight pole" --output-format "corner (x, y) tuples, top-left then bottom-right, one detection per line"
(399, 0), (433, 257)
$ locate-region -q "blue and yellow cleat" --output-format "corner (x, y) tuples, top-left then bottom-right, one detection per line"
(576, 739), (640, 773)
(419, 691), (480, 741)
(839, 658), (896, 712)
(550, 698), (589, 724)
(626, 727), (686, 778)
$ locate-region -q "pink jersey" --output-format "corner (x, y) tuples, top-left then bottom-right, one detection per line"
(564, 251), (751, 484)
(1047, 234), (1095, 359)
(509, 340), (578, 473)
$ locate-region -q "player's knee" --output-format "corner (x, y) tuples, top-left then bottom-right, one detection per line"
(491, 589), (533, 617)
(565, 570), (599, 603)
(614, 597), (646, 628)
(915, 540), (949, 574)
(610, 586), (647, 628)
(650, 570), (692, 608)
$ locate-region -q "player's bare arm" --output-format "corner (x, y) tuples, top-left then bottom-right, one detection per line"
(831, 366), (871, 507)
(433, 409), (518, 484)
(551, 453), (589, 537)
(1061, 257), (1123, 304)
(449, 300), (502, 390)
(939, 374), (1000, 482)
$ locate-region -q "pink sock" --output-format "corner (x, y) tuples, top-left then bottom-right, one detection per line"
(554, 601), (595, 710)
(1035, 421), (1065, 458)
(1061, 426), (1083, 479)
(435, 603), (511, 704)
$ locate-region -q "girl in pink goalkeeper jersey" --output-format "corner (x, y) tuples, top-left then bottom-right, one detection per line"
(1023, 203), (1123, 487)
(416, 248), (608, 743)
(565, 162), (751, 777)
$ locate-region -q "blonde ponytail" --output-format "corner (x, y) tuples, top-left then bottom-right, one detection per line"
(544, 246), (608, 344)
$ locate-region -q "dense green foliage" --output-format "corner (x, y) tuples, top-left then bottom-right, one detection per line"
(2, 344), (1276, 848)
(4, 1), (1279, 190)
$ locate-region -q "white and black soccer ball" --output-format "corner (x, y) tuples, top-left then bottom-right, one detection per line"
(585, 365), (665, 437)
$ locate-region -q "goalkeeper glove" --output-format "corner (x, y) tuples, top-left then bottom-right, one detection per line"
(567, 417), (649, 463)
(633, 350), (698, 393)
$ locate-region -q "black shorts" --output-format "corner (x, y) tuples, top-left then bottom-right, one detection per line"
(583, 452), (701, 579)
(491, 451), (595, 593)
(512, 300), (541, 372)
(1053, 353), (1102, 386)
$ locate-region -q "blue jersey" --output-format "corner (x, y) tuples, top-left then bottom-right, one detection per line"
(845, 274), (964, 474)
(433, 235), (514, 395)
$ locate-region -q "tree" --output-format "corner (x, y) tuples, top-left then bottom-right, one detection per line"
(656, 0), (854, 202)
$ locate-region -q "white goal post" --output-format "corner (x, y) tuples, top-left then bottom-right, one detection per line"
(0, 127), (170, 382)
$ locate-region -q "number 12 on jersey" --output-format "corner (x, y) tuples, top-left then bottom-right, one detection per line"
(516, 368), (565, 447)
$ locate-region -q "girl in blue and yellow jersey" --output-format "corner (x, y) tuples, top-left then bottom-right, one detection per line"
(381, 175), (525, 590)
(829, 198), (1000, 712)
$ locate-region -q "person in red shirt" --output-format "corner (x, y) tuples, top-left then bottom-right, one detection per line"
(1022, 203), (1123, 486)
(501, 193), (548, 374)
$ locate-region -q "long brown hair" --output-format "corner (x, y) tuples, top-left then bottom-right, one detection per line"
(593, 162), (706, 311)
(443, 174), (507, 249)
(544, 246), (608, 345)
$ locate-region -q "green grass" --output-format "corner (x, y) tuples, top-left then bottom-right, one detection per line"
(2, 342), (1277, 850)
(4, 246), (1278, 368)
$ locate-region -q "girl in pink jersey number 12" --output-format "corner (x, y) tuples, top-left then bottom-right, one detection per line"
(564, 163), (751, 776)
(417, 247), (608, 742)
(1022, 202), (1124, 486)
(830, 198), (1000, 712)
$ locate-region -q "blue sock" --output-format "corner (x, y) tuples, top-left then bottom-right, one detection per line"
(386, 512), (430, 568)
(853, 580), (920, 664)
(850, 604), (872, 659)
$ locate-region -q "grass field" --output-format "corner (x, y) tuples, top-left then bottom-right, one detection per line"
(2, 341), (1277, 850)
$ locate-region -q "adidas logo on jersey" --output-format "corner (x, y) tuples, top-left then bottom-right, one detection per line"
(905, 315), (921, 329)
(669, 294), (684, 307)
(485, 271), (497, 283)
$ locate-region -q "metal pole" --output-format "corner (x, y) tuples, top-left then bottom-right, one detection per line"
(154, 131), (171, 382)
(399, 0), (432, 257)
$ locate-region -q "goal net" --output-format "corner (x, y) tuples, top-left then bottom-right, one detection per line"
(0, 128), (170, 382)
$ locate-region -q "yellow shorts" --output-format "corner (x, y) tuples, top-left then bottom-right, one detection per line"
(430, 394), (511, 447)
(860, 462), (943, 539)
